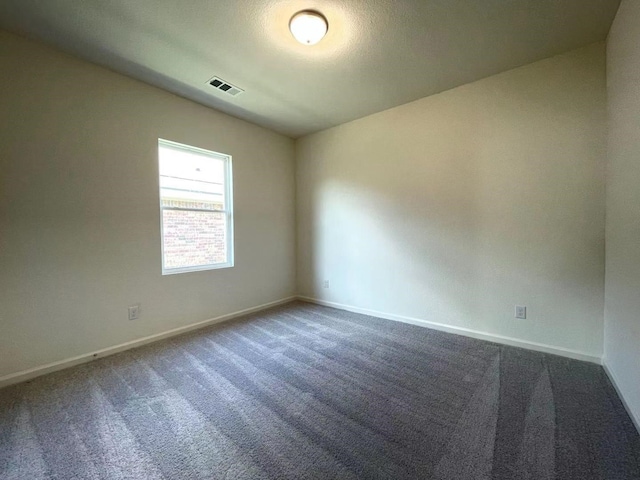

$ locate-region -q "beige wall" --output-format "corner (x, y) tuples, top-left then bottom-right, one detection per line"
(0, 31), (296, 378)
(605, 0), (640, 427)
(297, 44), (607, 359)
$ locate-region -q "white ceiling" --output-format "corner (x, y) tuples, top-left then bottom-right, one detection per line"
(0, 0), (620, 138)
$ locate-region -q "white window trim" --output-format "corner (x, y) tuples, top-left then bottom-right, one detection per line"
(158, 138), (234, 275)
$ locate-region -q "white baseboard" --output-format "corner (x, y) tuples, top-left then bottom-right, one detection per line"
(0, 294), (605, 390)
(0, 296), (297, 389)
(602, 359), (640, 434)
(298, 296), (602, 365)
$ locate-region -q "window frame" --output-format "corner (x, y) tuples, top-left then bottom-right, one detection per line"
(158, 138), (234, 275)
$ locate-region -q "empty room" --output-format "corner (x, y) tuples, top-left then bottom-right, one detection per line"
(1, 0), (639, 479)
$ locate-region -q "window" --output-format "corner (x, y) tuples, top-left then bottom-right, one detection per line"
(158, 139), (233, 274)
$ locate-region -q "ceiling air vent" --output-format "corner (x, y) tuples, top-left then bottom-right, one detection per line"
(207, 76), (244, 97)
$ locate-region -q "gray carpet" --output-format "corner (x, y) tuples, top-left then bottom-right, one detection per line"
(1, 301), (639, 479)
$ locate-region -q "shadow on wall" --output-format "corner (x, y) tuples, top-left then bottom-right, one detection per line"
(305, 106), (483, 329)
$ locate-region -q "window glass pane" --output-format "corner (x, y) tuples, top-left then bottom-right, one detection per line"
(162, 210), (227, 269)
(159, 145), (226, 209)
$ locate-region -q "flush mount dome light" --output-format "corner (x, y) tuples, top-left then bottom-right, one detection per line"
(289, 10), (328, 45)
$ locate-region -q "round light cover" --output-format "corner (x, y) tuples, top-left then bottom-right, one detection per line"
(289, 10), (328, 45)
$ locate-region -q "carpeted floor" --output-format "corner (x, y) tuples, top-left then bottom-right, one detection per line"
(1, 301), (639, 479)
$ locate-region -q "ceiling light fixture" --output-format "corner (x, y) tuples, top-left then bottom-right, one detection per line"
(289, 10), (328, 46)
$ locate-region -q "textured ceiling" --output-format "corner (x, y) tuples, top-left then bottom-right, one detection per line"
(0, 0), (621, 138)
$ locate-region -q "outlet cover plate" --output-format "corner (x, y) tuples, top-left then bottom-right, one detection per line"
(128, 304), (140, 321)
(515, 305), (527, 319)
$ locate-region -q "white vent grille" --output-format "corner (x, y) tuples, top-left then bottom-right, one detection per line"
(207, 76), (244, 97)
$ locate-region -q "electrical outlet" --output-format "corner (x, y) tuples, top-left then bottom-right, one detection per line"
(323, 280), (330, 289)
(128, 304), (140, 321)
(515, 305), (526, 319)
